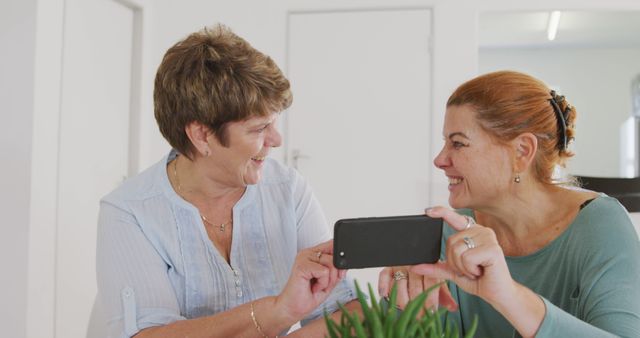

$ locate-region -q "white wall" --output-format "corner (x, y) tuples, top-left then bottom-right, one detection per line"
(137, 0), (291, 167)
(480, 47), (640, 177)
(0, 0), (37, 337)
(140, 0), (640, 203)
(139, 0), (482, 207)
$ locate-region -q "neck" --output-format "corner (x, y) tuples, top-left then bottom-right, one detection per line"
(172, 154), (244, 202)
(474, 183), (582, 255)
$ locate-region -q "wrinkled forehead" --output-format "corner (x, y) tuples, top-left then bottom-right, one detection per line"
(442, 105), (481, 136)
(238, 112), (280, 126)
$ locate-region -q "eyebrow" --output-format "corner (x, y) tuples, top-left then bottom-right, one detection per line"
(249, 117), (275, 128)
(447, 132), (470, 140)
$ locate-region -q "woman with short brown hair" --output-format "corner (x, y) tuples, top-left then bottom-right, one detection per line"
(97, 24), (357, 338)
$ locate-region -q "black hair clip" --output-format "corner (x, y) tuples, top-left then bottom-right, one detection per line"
(549, 90), (569, 151)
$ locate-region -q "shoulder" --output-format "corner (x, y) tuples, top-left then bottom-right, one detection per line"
(258, 158), (300, 186)
(569, 195), (639, 257)
(574, 195), (634, 237)
(254, 158), (312, 204)
(101, 155), (169, 209)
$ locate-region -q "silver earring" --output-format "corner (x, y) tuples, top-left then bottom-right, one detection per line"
(514, 174), (521, 183)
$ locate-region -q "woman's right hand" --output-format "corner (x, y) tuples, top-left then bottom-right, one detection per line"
(378, 266), (457, 312)
(275, 240), (346, 322)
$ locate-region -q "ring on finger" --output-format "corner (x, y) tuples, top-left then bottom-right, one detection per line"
(315, 251), (323, 262)
(463, 215), (476, 230)
(393, 270), (408, 281)
(463, 236), (476, 250)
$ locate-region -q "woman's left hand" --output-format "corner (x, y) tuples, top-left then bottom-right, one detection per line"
(378, 266), (457, 312)
(412, 206), (516, 306)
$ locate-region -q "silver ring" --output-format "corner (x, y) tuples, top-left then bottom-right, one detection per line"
(463, 236), (476, 250)
(315, 251), (323, 262)
(463, 216), (475, 230)
(393, 270), (408, 281)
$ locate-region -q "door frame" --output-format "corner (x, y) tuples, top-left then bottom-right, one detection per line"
(283, 7), (434, 293)
(26, 0), (148, 336)
(283, 6), (435, 167)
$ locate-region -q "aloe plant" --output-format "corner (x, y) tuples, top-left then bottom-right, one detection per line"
(325, 280), (477, 338)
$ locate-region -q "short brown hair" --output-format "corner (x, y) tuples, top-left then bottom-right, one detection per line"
(447, 70), (577, 184)
(154, 24), (292, 158)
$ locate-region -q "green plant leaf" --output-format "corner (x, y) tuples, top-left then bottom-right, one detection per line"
(406, 318), (422, 337)
(340, 302), (366, 338)
(417, 323), (427, 338)
(368, 283), (381, 319)
(464, 315), (479, 338)
(323, 310), (339, 338)
(433, 308), (444, 335)
(383, 283), (399, 337)
(340, 306), (349, 328)
(355, 281), (383, 338)
(324, 281), (475, 338)
(395, 291), (428, 338)
(417, 307), (438, 338)
(340, 320), (350, 338)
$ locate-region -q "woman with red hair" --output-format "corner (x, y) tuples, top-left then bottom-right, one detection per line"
(382, 71), (640, 337)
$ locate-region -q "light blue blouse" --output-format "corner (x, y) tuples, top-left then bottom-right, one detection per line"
(96, 150), (355, 337)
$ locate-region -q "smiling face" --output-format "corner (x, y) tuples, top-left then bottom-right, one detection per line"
(207, 112), (282, 187)
(434, 105), (515, 209)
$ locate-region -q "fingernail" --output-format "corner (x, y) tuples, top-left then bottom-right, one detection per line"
(424, 207), (433, 213)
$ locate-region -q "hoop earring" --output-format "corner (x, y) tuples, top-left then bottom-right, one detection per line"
(514, 174), (521, 183)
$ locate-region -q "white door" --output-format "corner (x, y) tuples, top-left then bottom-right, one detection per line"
(287, 9), (432, 292)
(56, 0), (134, 336)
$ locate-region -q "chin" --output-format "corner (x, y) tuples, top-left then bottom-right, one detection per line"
(448, 197), (466, 210)
(243, 173), (262, 185)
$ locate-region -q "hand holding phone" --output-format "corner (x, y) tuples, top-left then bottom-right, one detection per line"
(333, 215), (443, 269)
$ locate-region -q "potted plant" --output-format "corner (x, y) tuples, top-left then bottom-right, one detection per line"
(325, 281), (477, 338)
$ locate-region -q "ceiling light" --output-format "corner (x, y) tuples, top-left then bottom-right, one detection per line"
(547, 11), (562, 41)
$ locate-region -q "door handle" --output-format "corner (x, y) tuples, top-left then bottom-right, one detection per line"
(291, 149), (310, 169)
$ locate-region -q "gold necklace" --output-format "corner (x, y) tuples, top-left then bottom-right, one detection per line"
(173, 156), (231, 232)
(200, 214), (230, 232)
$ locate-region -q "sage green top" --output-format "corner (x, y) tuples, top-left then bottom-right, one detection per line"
(444, 195), (640, 338)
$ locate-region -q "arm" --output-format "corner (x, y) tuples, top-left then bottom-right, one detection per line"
(135, 297), (292, 338)
(535, 206), (640, 338)
(288, 169), (360, 334)
(409, 208), (546, 337)
(289, 300), (362, 338)
(97, 201), (185, 337)
(413, 206), (640, 338)
(98, 201), (344, 338)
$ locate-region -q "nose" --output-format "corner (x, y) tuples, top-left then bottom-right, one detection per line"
(266, 124), (282, 148)
(433, 146), (450, 170)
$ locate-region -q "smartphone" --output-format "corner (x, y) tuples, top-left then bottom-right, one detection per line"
(333, 215), (443, 269)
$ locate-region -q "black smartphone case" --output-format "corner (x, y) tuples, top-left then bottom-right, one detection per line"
(333, 215), (442, 269)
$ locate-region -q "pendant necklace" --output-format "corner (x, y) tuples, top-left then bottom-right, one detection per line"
(173, 156), (231, 232)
